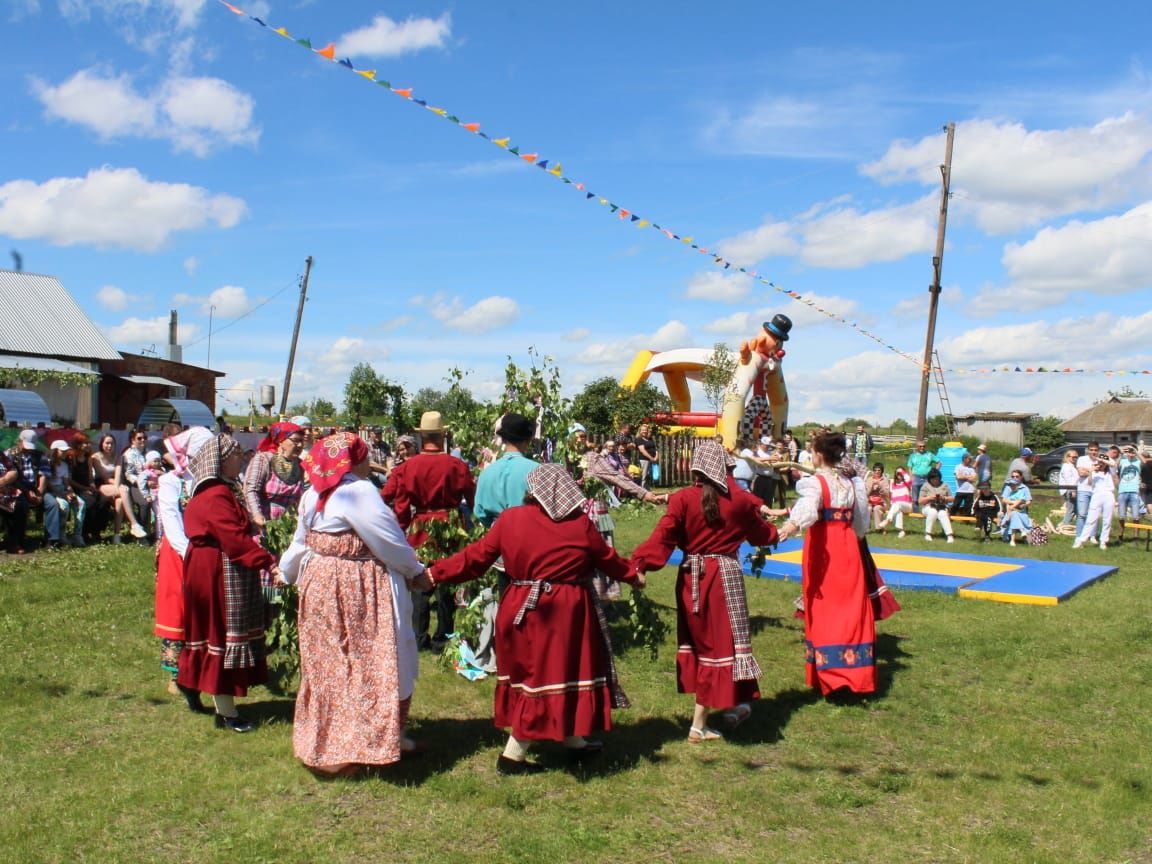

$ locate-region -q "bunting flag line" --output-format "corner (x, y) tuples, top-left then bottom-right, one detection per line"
(216, 2), (1146, 377)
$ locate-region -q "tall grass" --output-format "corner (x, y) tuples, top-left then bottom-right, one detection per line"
(1, 513), (1149, 863)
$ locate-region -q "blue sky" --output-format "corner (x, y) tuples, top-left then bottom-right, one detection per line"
(4, 0), (1152, 424)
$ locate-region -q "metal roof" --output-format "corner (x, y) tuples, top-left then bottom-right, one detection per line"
(0, 269), (121, 360)
(137, 398), (216, 430)
(1061, 400), (1152, 432)
(0, 388), (52, 426)
(118, 374), (183, 387)
(0, 353), (99, 376)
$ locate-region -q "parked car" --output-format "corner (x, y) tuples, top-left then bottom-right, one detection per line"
(1033, 443), (1090, 485)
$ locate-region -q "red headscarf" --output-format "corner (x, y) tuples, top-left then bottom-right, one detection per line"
(302, 431), (369, 511)
(258, 421), (302, 453)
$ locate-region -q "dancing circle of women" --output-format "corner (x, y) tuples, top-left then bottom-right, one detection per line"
(155, 430), (896, 778)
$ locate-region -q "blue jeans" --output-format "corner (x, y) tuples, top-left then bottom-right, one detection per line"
(911, 477), (926, 513)
(41, 492), (63, 542)
(1117, 491), (1143, 521)
(1074, 490), (1092, 536)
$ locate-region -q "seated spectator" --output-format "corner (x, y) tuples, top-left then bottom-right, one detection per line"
(0, 448), (23, 552)
(45, 440), (85, 548)
(68, 433), (102, 544)
(10, 429), (52, 551)
(864, 463), (890, 531)
(118, 429), (150, 540)
(93, 433), (127, 542)
(1000, 471), (1034, 547)
(919, 468), (955, 543)
(972, 481), (1003, 541)
(878, 467), (913, 538)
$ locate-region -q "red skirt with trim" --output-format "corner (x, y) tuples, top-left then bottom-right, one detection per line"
(154, 536), (185, 640)
(802, 519), (877, 695)
(675, 562), (760, 709)
(493, 581), (614, 742)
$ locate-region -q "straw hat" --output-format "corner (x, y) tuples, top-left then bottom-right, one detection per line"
(416, 411), (448, 433)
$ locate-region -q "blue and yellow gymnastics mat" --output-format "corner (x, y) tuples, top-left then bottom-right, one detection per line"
(666, 540), (1116, 606)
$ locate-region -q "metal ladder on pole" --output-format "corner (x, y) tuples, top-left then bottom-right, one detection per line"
(932, 350), (956, 436)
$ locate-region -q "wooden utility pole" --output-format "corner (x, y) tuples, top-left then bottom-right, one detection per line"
(280, 255), (313, 416)
(916, 123), (955, 440)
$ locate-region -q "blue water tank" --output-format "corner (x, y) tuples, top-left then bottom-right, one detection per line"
(935, 442), (968, 493)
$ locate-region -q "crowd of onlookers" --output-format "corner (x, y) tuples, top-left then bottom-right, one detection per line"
(4, 414), (1151, 555)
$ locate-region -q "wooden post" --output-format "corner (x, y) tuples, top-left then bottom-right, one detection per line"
(280, 255), (313, 416)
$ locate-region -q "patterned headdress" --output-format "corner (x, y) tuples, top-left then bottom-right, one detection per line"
(258, 421), (302, 453)
(188, 434), (241, 493)
(526, 464), (585, 521)
(302, 431), (369, 511)
(165, 427), (213, 477)
(690, 440), (729, 492)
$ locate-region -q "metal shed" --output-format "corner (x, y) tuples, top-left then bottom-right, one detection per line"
(136, 398), (216, 430)
(0, 388), (52, 426)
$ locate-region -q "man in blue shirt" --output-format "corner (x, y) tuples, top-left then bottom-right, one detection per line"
(906, 440), (938, 514)
(474, 413), (537, 528)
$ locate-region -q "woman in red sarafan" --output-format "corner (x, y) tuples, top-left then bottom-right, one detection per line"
(177, 434), (279, 733)
(429, 463), (643, 775)
(778, 430), (890, 696)
(631, 440), (779, 744)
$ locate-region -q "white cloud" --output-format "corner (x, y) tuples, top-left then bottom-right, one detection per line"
(33, 68), (259, 156)
(0, 167), (246, 252)
(863, 114), (1152, 234)
(104, 314), (200, 346)
(574, 320), (693, 367)
(563, 327), (591, 342)
(183, 256), (198, 277)
(702, 294), (865, 345)
(57, 0), (207, 29)
(204, 285), (250, 317)
(715, 220), (799, 267)
(431, 296), (520, 333)
(890, 285), (964, 321)
(337, 12), (452, 58)
(797, 194), (938, 268)
(96, 284), (132, 311)
(939, 309), (1152, 367)
(684, 270), (753, 303)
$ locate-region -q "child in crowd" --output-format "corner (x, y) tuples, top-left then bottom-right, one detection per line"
(136, 450), (164, 537)
(877, 467), (913, 538)
(972, 481), (1003, 542)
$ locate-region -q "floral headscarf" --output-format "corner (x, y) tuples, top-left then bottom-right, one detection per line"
(188, 434), (241, 493)
(164, 427), (213, 477)
(258, 421), (302, 453)
(526, 464), (585, 521)
(302, 431), (369, 511)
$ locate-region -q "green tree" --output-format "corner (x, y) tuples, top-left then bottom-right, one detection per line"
(1024, 415), (1066, 452)
(701, 342), (738, 432)
(924, 414), (951, 438)
(571, 377), (671, 441)
(311, 398), (336, 419)
(343, 363), (404, 428)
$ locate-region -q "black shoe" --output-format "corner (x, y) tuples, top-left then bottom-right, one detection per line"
(177, 683), (213, 714)
(567, 740), (604, 763)
(214, 713), (255, 733)
(496, 755), (546, 776)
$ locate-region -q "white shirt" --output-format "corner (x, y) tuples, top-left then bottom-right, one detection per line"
(1075, 455), (1096, 493)
(789, 469), (869, 539)
(1058, 461), (1079, 493)
(280, 476), (424, 700)
(156, 472), (191, 557)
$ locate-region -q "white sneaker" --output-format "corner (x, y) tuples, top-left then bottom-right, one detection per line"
(1071, 539), (1084, 550)
(946, 535), (955, 544)
(924, 534), (932, 542)
(898, 531), (906, 539)
(1087, 537), (1097, 545)
(877, 519), (889, 530)
(130, 523), (147, 539)
(1099, 542), (1108, 550)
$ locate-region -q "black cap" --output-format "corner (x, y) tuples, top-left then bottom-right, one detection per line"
(763, 313), (792, 342)
(498, 412), (535, 443)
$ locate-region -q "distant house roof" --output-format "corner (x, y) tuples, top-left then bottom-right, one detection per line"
(0, 269), (120, 361)
(954, 412), (1036, 422)
(1061, 401), (1152, 433)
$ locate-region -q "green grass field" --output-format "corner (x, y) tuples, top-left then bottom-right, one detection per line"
(1, 511), (1150, 864)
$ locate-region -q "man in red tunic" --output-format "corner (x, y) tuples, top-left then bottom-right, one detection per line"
(385, 411), (475, 651)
